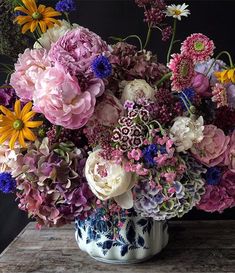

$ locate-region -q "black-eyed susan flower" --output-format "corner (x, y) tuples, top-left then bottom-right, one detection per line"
(15, 0), (61, 34)
(214, 68), (235, 84)
(0, 100), (43, 149)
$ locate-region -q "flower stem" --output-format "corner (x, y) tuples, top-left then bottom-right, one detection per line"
(64, 12), (71, 24)
(156, 72), (172, 87)
(143, 25), (152, 49)
(205, 51), (234, 76)
(123, 35), (143, 51)
(167, 19), (177, 63)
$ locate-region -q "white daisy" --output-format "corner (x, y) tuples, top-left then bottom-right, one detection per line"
(165, 3), (190, 21)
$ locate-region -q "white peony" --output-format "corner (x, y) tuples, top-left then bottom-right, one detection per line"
(34, 20), (79, 51)
(85, 149), (137, 209)
(120, 79), (155, 104)
(170, 116), (204, 152)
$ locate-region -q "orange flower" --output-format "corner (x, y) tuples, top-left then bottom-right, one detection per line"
(15, 0), (61, 34)
(0, 100), (43, 149)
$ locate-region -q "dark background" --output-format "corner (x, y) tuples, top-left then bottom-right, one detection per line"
(0, 0), (235, 253)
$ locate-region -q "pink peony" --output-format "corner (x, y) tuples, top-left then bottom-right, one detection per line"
(197, 170), (235, 213)
(224, 131), (235, 172)
(191, 73), (210, 97)
(48, 27), (109, 76)
(92, 92), (124, 127)
(10, 48), (50, 102)
(33, 63), (104, 129)
(191, 125), (230, 167)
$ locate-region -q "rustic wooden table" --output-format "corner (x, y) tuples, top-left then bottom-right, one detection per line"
(0, 221), (234, 273)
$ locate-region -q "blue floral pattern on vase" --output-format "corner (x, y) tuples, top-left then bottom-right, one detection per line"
(75, 209), (168, 264)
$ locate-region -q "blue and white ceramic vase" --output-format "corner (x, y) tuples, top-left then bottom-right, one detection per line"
(75, 210), (169, 264)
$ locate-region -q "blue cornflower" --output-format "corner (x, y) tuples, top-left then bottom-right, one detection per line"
(205, 167), (221, 186)
(0, 172), (16, 194)
(91, 55), (112, 79)
(55, 0), (76, 13)
(142, 144), (159, 167)
(178, 88), (196, 111)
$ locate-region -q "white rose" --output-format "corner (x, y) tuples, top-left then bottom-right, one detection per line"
(170, 116), (204, 153)
(85, 149), (136, 209)
(34, 20), (79, 51)
(120, 79), (155, 104)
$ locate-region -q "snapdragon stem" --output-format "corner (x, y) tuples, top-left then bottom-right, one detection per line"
(205, 51), (234, 76)
(156, 72), (172, 87)
(143, 25), (152, 49)
(167, 19), (177, 64)
(64, 12), (71, 24)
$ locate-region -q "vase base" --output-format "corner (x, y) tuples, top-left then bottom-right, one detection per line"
(89, 254), (157, 265)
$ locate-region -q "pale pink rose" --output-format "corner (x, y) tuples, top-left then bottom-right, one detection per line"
(93, 92), (124, 126)
(191, 125), (230, 167)
(224, 131), (235, 172)
(33, 63), (104, 129)
(10, 48), (50, 101)
(191, 72), (210, 97)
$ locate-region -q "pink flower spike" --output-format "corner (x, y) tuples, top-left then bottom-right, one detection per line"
(181, 33), (215, 63)
(129, 148), (142, 161)
(212, 83), (228, 108)
(168, 187), (176, 194)
(163, 172), (176, 183)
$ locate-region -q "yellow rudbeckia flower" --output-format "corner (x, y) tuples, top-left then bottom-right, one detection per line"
(214, 68), (235, 84)
(15, 0), (61, 34)
(0, 100), (43, 149)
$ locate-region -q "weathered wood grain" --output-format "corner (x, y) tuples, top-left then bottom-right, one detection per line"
(0, 221), (234, 273)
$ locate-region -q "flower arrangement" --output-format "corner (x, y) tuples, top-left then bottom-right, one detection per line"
(0, 0), (234, 230)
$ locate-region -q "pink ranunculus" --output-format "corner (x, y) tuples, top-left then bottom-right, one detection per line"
(93, 92), (124, 126)
(224, 131), (235, 172)
(10, 48), (50, 102)
(33, 63), (104, 129)
(48, 27), (109, 76)
(191, 72), (210, 97)
(191, 125), (230, 167)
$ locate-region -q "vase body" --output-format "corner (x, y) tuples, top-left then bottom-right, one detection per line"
(75, 210), (168, 264)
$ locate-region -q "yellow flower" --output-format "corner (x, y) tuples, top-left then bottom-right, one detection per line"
(214, 68), (235, 84)
(15, 0), (61, 34)
(0, 100), (43, 149)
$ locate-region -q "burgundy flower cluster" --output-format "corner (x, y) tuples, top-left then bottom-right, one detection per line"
(135, 0), (172, 41)
(146, 88), (183, 125)
(108, 42), (169, 95)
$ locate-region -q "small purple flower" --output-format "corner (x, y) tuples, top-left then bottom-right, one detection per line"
(55, 0), (76, 13)
(124, 100), (135, 110)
